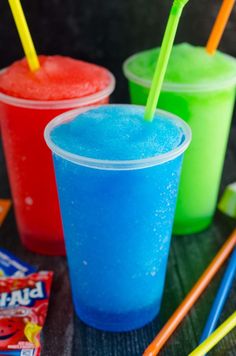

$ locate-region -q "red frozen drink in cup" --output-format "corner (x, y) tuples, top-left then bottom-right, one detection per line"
(0, 55), (115, 255)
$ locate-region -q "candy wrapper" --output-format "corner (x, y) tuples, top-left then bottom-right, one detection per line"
(218, 182), (236, 218)
(0, 271), (53, 355)
(0, 248), (36, 277)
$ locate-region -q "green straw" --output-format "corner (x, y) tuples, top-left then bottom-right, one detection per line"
(144, 0), (190, 121)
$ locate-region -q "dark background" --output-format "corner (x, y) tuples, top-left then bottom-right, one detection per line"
(0, 0), (235, 118)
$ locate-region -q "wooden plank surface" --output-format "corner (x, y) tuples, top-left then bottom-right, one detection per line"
(0, 128), (235, 355)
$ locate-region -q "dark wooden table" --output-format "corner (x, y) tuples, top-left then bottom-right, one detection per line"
(0, 129), (236, 356)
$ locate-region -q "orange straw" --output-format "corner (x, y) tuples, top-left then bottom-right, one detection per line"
(143, 229), (236, 356)
(206, 0), (235, 55)
(0, 199), (12, 226)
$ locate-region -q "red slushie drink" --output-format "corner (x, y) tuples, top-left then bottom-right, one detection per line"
(0, 56), (115, 255)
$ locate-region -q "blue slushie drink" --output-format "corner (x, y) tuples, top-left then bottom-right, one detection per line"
(44, 105), (191, 331)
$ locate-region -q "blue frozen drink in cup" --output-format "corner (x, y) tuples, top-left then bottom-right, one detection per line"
(44, 105), (191, 331)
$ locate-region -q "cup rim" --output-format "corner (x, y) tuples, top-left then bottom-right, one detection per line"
(44, 104), (192, 171)
(123, 50), (236, 93)
(0, 69), (115, 109)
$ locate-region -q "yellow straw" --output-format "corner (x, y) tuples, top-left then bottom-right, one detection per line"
(189, 311), (236, 356)
(8, 0), (40, 71)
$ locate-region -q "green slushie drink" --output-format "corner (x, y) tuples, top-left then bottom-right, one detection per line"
(123, 43), (236, 234)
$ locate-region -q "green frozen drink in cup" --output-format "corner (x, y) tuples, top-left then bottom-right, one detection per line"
(123, 43), (236, 234)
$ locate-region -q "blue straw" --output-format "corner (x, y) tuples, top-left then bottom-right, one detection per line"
(199, 247), (236, 344)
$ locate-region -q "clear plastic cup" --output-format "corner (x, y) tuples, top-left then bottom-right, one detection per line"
(45, 104), (191, 331)
(0, 69), (115, 255)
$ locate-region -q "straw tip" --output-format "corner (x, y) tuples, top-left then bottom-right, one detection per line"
(205, 48), (216, 56)
(173, 0), (190, 7)
(143, 350), (155, 356)
(144, 113), (154, 123)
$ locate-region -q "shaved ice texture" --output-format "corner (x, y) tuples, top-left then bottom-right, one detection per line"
(125, 43), (236, 88)
(51, 106), (185, 161)
(0, 55), (111, 100)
